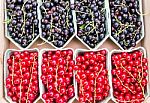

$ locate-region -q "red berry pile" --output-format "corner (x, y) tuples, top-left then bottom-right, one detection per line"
(6, 51), (39, 103)
(41, 49), (75, 103)
(75, 50), (110, 103)
(111, 50), (148, 103)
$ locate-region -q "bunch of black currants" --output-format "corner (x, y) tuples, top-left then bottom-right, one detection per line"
(40, 0), (75, 48)
(75, 0), (106, 49)
(110, 0), (143, 49)
(6, 0), (39, 48)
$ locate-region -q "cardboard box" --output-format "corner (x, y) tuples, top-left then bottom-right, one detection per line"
(1, 0), (150, 103)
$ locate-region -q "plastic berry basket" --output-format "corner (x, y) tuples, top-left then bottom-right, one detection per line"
(74, 48), (111, 103)
(4, 0), (40, 49)
(109, 47), (150, 103)
(39, 0), (77, 49)
(3, 48), (40, 103)
(109, 0), (145, 50)
(39, 48), (76, 103)
(74, 0), (111, 50)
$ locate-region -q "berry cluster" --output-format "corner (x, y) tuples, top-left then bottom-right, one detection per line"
(6, 51), (39, 102)
(110, 0), (142, 49)
(111, 50), (148, 103)
(75, 50), (110, 103)
(75, 0), (106, 48)
(40, 0), (75, 48)
(41, 49), (75, 103)
(6, 0), (39, 48)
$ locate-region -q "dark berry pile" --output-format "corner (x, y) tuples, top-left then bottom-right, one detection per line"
(41, 50), (75, 103)
(6, 51), (39, 102)
(111, 50), (148, 102)
(6, 0), (39, 48)
(75, 0), (106, 49)
(40, 0), (75, 48)
(75, 50), (110, 102)
(110, 0), (142, 49)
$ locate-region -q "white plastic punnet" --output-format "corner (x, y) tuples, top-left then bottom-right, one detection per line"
(4, 48), (40, 103)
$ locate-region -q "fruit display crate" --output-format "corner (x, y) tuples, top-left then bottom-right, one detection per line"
(0, 0), (150, 103)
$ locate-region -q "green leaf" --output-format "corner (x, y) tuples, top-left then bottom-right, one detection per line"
(4, 19), (11, 24)
(79, 24), (86, 29)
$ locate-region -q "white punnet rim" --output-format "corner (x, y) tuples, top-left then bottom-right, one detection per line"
(109, 47), (150, 103)
(4, 48), (40, 103)
(74, 48), (111, 103)
(39, 48), (76, 103)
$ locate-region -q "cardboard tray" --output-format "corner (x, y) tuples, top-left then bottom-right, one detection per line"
(0, 0), (150, 103)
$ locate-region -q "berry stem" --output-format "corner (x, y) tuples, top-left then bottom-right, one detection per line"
(4, 15), (15, 24)
(46, 57), (50, 89)
(26, 55), (36, 103)
(66, 2), (70, 28)
(116, 74), (135, 94)
(21, 0), (27, 35)
(32, 24), (35, 40)
(19, 60), (23, 103)
(139, 83), (145, 98)
(120, 64), (137, 81)
(94, 78), (96, 103)
(94, 66), (103, 103)
(55, 65), (59, 92)
(80, 79), (84, 95)
(133, 26), (141, 39)
(75, 11), (89, 14)
(11, 56), (15, 86)
(49, 14), (53, 37)
(139, 55), (144, 82)
(84, 22), (93, 30)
